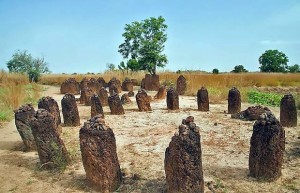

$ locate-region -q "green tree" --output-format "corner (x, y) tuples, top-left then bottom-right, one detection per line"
(259, 50), (289, 72)
(231, 65), (248, 73)
(288, 64), (300, 73)
(118, 16), (168, 75)
(106, 63), (115, 71)
(212, 68), (219, 74)
(7, 50), (50, 82)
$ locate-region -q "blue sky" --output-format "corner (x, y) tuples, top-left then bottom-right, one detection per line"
(0, 0), (299, 73)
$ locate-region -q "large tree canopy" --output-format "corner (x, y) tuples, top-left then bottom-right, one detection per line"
(231, 65), (248, 73)
(259, 50), (289, 72)
(7, 50), (50, 82)
(118, 16), (168, 75)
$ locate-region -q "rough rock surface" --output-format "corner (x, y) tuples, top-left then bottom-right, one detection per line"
(121, 78), (133, 92)
(136, 89), (152, 111)
(131, 79), (139, 86)
(30, 109), (69, 169)
(249, 112), (285, 181)
(228, 87), (241, 114)
(91, 94), (104, 118)
(61, 94), (80, 126)
(280, 94), (297, 127)
(176, 75), (187, 95)
(167, 87), (179, 110)
(154, 86), (166, 99)
(165, 116), (204, 193)
(197, 87), (209, 111)
(87, 78), (101, 92)
(97, 87), (109, 106)
(60, 78), (80, 94)
(97, 77), (107, 88)
(121, 93), (132, 105)
(108, 77), (122, 94)
(80, 87), (93, 106)
(108, 94), (125, 115)
(79, 115), (122, 192)
(128, 91), (135, 97)
(231, 105), (271, 121)
(80, 77), (89, 90)
(14, 104), (36, 151)
(141, 78), (145, 89)
(144, 74), (160, 91)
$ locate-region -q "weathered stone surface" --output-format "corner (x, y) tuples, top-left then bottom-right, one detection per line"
(80, 77), (89, 90)
(176, 75), (187, 95)
(97, 77), (107, 88)
(14, 104), (36, 151)
(280, 94), (297, 127)
(80, 115), (122, 192)
(91, 94), (104, 118)
(131, 79), (139, 86)
(165, 116), (204, 193)
(121, 93), (132, 105)
(167, 87), (179, 110)
(141, 78), (145, 89)
(128, 91), (135, 97)
(136, 89), (152, 111)
(249, 112), (285, 181)
(60, 78), (80, 94)
(228, 87), (241, 114)
(38, 96), (62, 133)
(231, 105), (271, 121)
(197, 87), (209, 111)
(144, 74), (160, 91)
(121, 78), (133, 92)
(108, 94), (125, 115)
(61, 94), (80, 126)
(154, 86), (166, 99)
(87, 78), (101, 93)
(80, 87), (93, 105)
(97, 87), (109, 106)
(30, 109), (69, 169)
(108, 77), (122, 94)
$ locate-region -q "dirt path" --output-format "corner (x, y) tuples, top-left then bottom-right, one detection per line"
(0, 85), (299, 193)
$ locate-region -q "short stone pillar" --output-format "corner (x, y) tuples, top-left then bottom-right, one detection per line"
(176, 75), (187, 95)
(121, 93), (132, 105)
(154, 86), (166, 99)
(167, 87), (179, 110)
(97, 77), (107, 88)
(87, 78), (101, 93)
(108, 94), (125, 115)
(144, 74), (160, 91)
(80, 77), (89, 90)
(91, 94), (104, 118)
(131, 79), (139, 86)
(61, 94), (80, 126)
(128, 91), (135, 97)
(108, 77), (122, 94)
(80, 87), (93, 105)
(97, 87), (109, 106)
(136, 89), (152, 111)
(60, 78), (80, 94)
(30, 109), (69, 169)
(249, 112), (285, 181)
(141, 78), (145, 89)
(38, 96), (62, 133)
(228, 87), (241, 114)
(197, 87), (209, 111)
(121, 78), (133, 91)
(14, 104), (36, 151)
(80, 115), (122, 192)
(280, 94), (297, 127)
(165, 116), (204, 193)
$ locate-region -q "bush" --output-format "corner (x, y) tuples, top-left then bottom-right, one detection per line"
(212, 68), (219, 74)
(247, 91), (282, 107)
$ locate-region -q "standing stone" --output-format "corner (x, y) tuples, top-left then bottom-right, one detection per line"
(154, 86), (166, 99)
(97, 87), (109, 106)
(109, 85), (119, 96)
(176, 75), (187, 95)
(249, 112), (285, 181)
(60, 78), (80, 94)
(108, 94), (125, 115)
(228, 87), (241, 114)
(14, 104), (36, 151)
(87, 78), (101, 93)
(131, 79), (139, 86)
(80, 115), (122, 192)
(128, 91), (135, 97)
(30, 109), (69, 169)
(38, 96), (62, 133)
(91, 94), (104, 118)
(61, 94), (80, 126)
(165, 116), (204, 193)
(141, 78), (145, 89)
(80, 87), (93, 105)
(136, 89), (152, 112)
(108, 77), (122, 94)
(280, 94), (297, 127)
(121, 78), (133, 91)
(80, 77), (89, 90)
(97, 77), (107, 88)
(144, 74), (160, 91)
(121, 93), (132, 105)
(197, 87), (209, 111)
(167, 87), (179, 110)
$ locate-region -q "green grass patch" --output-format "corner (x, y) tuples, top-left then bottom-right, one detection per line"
(247, 91), (283, 107)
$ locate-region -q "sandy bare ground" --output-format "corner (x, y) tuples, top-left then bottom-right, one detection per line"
(0, 85), (299, 193)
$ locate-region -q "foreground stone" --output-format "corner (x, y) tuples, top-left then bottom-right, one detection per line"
(165, 116), (204, 193)
(136, 89), (152, 111)
(154, 86), (166, 99)
(14, 104), (36, 151)
(61, 94), (80, 126)
(91, 94), (104, 118)
(144, 74), (160, 91)
(108, 94), (125, 115)
(167, 87), (179, 110)
(231, 105), (271, 121)
(30, 109), (69, 169)
(228, 87), (241, 114)
(197, 87), (209, 111)
(280, 94), (297, 127)
(60, 78), (80, 94)
(249, 112), (285, 181)
(80, 115), (122, 192)
(176, 75), (187, 95)
(97, 87), (109, 106)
